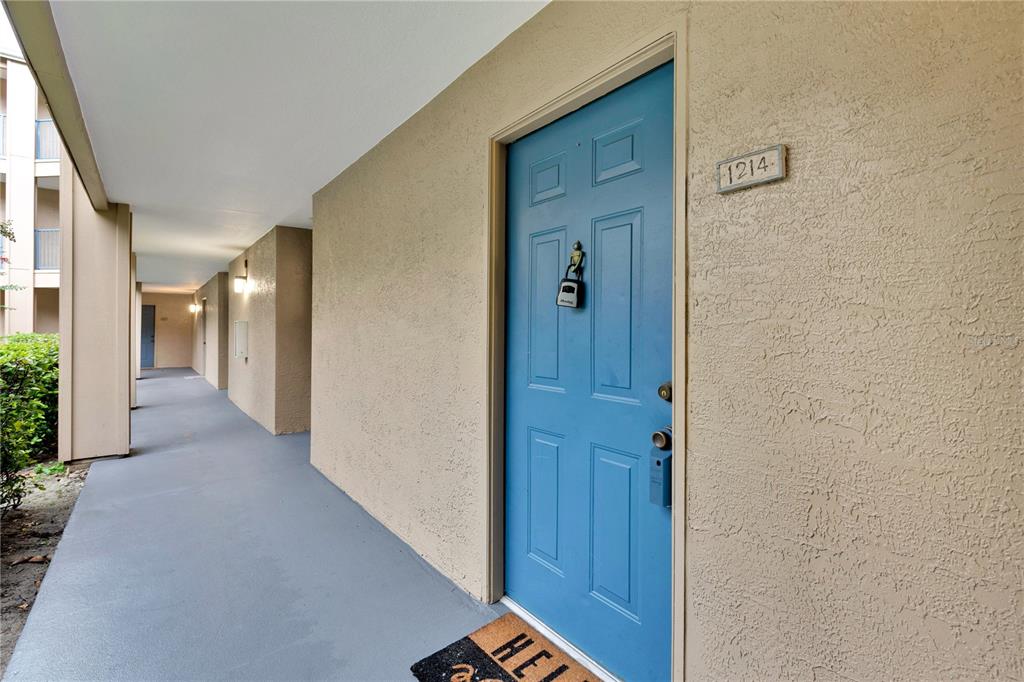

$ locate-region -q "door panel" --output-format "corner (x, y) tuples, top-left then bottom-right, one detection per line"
(141, 304), (156, 369)
(590, 443), (640, 619)
(505, 63), (673, 681)
(527, 428), (564, 573)
(591, 209), (641, 403)
(528, 228), (566, 389)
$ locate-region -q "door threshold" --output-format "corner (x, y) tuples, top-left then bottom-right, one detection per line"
(499, 597), (621, 682)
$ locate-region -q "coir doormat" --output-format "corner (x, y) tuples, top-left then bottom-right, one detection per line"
(411, 613), (596, 682)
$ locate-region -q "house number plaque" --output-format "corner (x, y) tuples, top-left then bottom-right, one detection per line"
(717, 144), (786, 193)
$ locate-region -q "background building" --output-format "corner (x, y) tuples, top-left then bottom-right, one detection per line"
(0, 15), (61, 336)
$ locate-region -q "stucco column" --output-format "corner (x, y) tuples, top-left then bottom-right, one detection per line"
(134, 281), (142, 381)
(130, 252), (138, 409)
(58, 153), (131, 462)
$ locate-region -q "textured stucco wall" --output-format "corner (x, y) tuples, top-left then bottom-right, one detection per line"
(190, 284), (206, 377)
(142, 293), (193, 368)
(228, 229), (277, 433)
(311, 1), (1022, 679)
(228, 226), (311, 434)
(684, 3), (1023, 679)
(273, 227), (312, 434)
(213, 272), (229, 389)
(192, 272), (229, 390)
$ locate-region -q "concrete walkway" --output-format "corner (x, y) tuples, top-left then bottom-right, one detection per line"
(5, 368), (500, 681)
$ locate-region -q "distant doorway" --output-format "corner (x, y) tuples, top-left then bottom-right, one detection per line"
(141, 304), (156, 368)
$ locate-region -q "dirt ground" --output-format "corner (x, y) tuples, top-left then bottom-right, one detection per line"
(0, 463), (88, 676)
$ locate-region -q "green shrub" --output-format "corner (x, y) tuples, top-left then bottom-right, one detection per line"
(1, 333), (59, 511)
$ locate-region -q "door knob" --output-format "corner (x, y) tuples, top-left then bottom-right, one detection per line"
(651, 427), (672, 451)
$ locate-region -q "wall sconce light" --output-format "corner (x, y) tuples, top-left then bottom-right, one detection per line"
(234, 258), (248, 294)
(188, 303), (199, 313)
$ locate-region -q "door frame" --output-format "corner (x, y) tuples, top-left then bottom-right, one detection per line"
(484, 23), (688, 679)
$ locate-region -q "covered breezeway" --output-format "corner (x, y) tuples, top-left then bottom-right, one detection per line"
(4, 369), (501, 681)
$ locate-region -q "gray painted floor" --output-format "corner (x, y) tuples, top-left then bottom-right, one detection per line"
(5, 368), (501, 681)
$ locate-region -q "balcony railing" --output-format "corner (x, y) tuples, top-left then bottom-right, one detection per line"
(34, 227), (60, 270)
(36, 119), (60, 160)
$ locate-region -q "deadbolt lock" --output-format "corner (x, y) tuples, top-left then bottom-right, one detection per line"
(657, 381), (672, 403)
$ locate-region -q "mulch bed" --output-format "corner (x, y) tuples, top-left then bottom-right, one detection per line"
(0, 464), (88, 676)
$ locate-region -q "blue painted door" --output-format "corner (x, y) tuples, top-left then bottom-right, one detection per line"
(141, 304), (156, 368)
(505, 63), (673, 681)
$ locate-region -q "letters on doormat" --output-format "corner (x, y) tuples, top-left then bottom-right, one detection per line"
(411, 613), (595, 682)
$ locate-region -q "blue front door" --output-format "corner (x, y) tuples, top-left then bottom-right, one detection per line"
(505, 63), (674, 681)
(141, 304), (156, 368)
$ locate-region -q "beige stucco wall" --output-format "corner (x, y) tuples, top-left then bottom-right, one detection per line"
(311, 2), (1022, 679)
(190, 289), (204, 378)
(228, 225), (311, 434)
(684, 3), (1022, 679)
(273, 227), (312, 434)
(191, 272), (229, 390)
(33, 286), (58, 332)
(229, 229), (277, 432)
(141, 292), (193, 368)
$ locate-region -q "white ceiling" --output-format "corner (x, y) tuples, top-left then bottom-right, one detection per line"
(50, 1), (545, 292)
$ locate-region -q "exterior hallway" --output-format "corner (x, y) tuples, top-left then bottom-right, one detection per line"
(4, 369), (501, 681)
